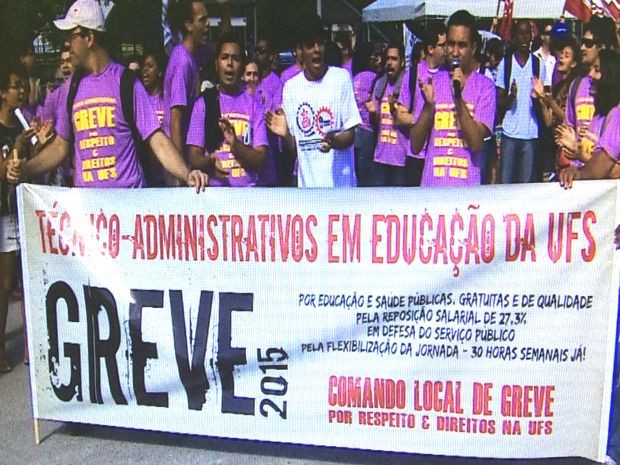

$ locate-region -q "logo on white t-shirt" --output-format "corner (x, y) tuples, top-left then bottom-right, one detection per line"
(296, 103), (316, 137)
(315, 106), (334, 137)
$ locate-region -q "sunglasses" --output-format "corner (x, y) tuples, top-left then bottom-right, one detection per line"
(581, 38), (597, 48)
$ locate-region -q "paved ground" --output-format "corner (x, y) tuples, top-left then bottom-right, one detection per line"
(0, 298), (597, 465)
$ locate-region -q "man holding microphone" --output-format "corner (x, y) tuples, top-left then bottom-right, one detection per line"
(409, 10), (496, 187)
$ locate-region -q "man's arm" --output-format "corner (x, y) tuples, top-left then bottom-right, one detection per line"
(147, 130), (208, 190)
(454, 96), (490, 153)
(169, 106), (186, 154)
(320, 128), (355, 153)
(560, 149), (618, 188)
(409, 79), (435, 155)
(22, 135), (69, 179)
(219, 119), (267, 171)
(188, 144), (214, 172)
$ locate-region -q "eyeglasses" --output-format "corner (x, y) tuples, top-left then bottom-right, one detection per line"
(581, 38), (597, 48)
(67, 29), (86, 41)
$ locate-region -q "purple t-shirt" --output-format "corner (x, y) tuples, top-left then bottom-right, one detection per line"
(257, 71), (283, 112)
(149, 92), (164, 126)
(373, 77), (409, 167)
(37, 82), (69, 123)
(143, 92), (166, 186)
(187, 89), (268, 187)
(565, 77), (594, 144)
(353, 71), (375, 132)
(163, 43), (199, 144)
(572, 114), (604, 168)
(343, 58), (353, 78)
(411, 61), (446, 160)
(256, 71), (283, 186)
(596, 105), (620, 161)
(417, 70), (496, 187)
(55, 62), (160, 188)
(280, 63), (302, 84)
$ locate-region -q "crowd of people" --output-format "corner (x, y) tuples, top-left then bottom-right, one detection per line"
(0, 0), (620, 460)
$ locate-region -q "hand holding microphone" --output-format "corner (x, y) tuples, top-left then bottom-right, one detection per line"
(450, 57), (462, 100)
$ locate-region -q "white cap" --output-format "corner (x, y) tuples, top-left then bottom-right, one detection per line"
(53, 0), (106, 32)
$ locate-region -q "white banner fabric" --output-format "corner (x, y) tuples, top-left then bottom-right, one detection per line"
(17, 182), (620, 462)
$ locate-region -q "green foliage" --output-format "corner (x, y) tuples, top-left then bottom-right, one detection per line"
(0, 0), (69, 59)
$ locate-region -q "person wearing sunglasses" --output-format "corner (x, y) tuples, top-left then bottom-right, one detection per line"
(564, 18), (615, 165)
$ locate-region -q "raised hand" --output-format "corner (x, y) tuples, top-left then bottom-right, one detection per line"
(265, 108), (289, 137)
(554, 124), (577, 156)
(509, 79), (518, 101)
(419, 77), (435, 105)
(531, 76), (545, 99)
(218, 118), (237, 148)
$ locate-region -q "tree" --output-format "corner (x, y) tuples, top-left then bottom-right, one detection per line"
(0, 0), (116, 61)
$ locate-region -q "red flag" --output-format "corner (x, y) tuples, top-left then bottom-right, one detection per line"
(596, 0), (619, 20)
(564, 0), (592, 22)
(499, 0), (514, 40)
(565, 0), (619, 22)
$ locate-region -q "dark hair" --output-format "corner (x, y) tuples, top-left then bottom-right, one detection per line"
(594, 49), (620, 116)
(484, 38), (504, 63)
(17, 43), (35, 58)
(243, 57), (259, 74)
(142, 48), (169, 74)
(584, 16), (616, 50)
(385, 41), (405, 61)
(324, 41), (343, 67)
(255, 37), (274, 56)
(168, 0), (203, 37)
(0, 61), (25, 95)
(447, 10), (481, 49)
(352, 41), (383, 75)
(295, 14), (325, 47)
(538, 19), (554, 33)
(421, 22), (446, 52)
(215, 33), (246, 62)
(411, 41), (425, 65)
(510, 18), (532, 40)
(352, 41), (371, 75)
(552, 37), (581, 98)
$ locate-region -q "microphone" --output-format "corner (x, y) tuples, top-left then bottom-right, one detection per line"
(14, 108), (38, 146)
(450, 58), (461, 99)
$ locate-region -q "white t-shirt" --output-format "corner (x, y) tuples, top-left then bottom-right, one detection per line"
(282, 66), (362, 188)
(496, 53), (547, 140)
(533, 48), (556, 88)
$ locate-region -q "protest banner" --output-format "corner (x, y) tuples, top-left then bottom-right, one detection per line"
(17, 181), (620, 461)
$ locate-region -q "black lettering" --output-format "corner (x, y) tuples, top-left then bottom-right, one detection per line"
(46, 281), (82, 402)
(129, 289), (168, 407)
(84, 285), (127, 405)
(218, 293), (254, 415)
(170, 290), (212, 410)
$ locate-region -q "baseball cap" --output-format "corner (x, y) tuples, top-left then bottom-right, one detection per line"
(53, 0), (106, 32)
(551, 21), (570, 38)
